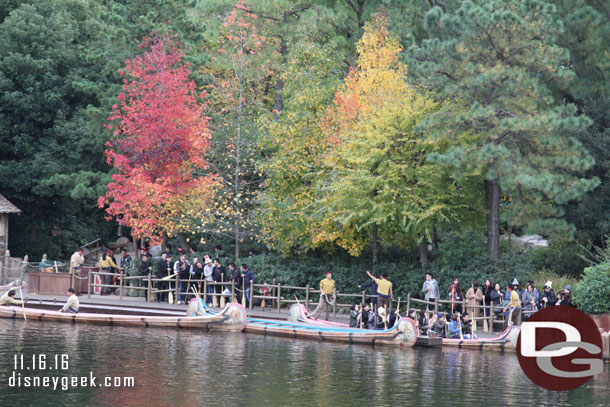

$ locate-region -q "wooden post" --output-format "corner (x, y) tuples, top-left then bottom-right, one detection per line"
(277, 283), (282, 312)
(88, 270), (91, 299)
(406, 293), (411, 315)
(71, 269), (75, 289)
(203, 280), (207, 304)
(361, 290), (365, 306)
(231, 281), (235, 303)
(147, 274), (152, 303)
(434, 298), (439, 314)
(272, 278), (276, 309)
(119, 271), (124, 300)
(305, 285), (310, 310)
(249, 279), (253, 312)
(333, 296), (336, 318)
(489, 302), (494, 333)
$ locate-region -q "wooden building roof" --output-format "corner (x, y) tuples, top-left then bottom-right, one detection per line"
(0, 194), (21, 214)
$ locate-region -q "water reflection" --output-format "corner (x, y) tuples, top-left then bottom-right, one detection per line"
(0, 319), (607, 407)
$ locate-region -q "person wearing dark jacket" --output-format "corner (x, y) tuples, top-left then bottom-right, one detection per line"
(213, 259), (225, 298)
(539, 281), (557, 309)
(482, 279), (493, 317)
(177, 262), (190, 304)
(432, 313), (446, 338)
(228, 263), (241, 301)
(139, 254), (152, 275)
(156, 253), (172, 303)
(138, 254), (153, 301)
(349, 304), (360, 327)
(240, 264), (256, 308)
(489, 283), (503, 314)
(358, 279), (378, 307)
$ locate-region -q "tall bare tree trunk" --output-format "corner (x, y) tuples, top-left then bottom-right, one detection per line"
(432, 226), (439, 250)
(485, 179), (500, 261)
(419, 237), (428, 267)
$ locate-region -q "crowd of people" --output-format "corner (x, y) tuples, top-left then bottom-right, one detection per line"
(89, 245), (257, 307)
(2, 245), (578, 330)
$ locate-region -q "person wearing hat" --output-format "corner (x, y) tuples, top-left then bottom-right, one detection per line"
(312, 271), (336, 320)
(505, 278), (521, 301)
(99, 250), (118, 295)
(203, 255), (215, 305)
(538, 281), (557, 309)
(70, 248), (85, 275)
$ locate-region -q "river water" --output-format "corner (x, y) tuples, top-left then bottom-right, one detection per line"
(0, 319), (607, 407)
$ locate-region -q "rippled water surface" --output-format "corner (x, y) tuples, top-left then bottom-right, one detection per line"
(0, 319), (607, 406)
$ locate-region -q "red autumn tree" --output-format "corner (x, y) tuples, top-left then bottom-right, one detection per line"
(98, 34), (215, 242)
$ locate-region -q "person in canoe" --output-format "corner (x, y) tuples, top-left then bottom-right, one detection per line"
(365, 270), (393, 311)
(59, 288), (79, 313)
(0, 289), (25, 306)
(311, 271), (336, 320)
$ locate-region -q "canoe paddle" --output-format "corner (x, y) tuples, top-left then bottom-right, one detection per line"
(241, 278), (246, 308)
(219, 274), (226, 308)
(167, 269), (174, 304)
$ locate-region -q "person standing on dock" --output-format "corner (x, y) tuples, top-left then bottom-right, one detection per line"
(203, 256), (215, 305)
(240, 264), (255, 308)
(156, 253), (172, 303)
(138, 254), (153, 300)
(213, 259), (225, 302)
(538, 281), (557, 309)
(70, 248), (85, 275)
(358, 275), (378, 308)
(465, 280), (483, 320)
(503, 284), (521, 324)
(59, 288), (79, 313)
(99, 250), (118, 295)
(448, 277), (463, 313)
(177, 261), (189, 304)
(421, 273), (440, 310)
(229, 262), (241, 302)
(312, 271), (336, 320)
(119, 248), (133, 275)
(365, 270), (393, 311)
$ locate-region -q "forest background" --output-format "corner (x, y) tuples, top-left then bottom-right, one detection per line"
(2, 0), (610, 311)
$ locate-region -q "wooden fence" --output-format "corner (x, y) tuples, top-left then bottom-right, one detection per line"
(86, 271), (536, 332)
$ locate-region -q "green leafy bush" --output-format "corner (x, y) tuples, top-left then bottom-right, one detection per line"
(530, 244), (587, 278)
(573, 263), (610, 314)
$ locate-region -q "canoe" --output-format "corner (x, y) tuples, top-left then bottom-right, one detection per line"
(0, 301), (247, 332)
(245, 315), (418, 347)
(288, 303), (349, 327)
(195, 300), (417, 347)
(440, 325), (521, 351)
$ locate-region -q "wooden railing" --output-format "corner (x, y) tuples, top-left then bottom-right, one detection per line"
(86, 271), (533, 332)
